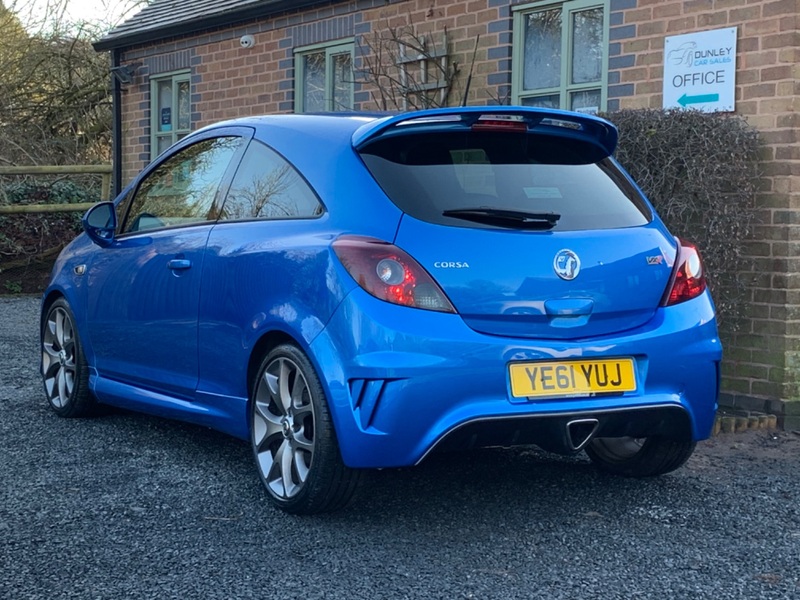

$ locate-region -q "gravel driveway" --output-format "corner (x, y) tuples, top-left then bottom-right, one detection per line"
(2, 295), (799, 599)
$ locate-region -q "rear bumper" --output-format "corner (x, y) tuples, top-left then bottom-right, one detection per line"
(311, 288), (721, 468)
(423, 404), (692, 461)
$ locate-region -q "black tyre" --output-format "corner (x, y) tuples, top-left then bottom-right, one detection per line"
(250, 343), (362, 514)
(585, 436), (696, 477)
(40, 298), (95, 417)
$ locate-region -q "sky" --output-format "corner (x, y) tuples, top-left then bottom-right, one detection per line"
(12, 0), (143, 32)
(61, 0), (142, 25)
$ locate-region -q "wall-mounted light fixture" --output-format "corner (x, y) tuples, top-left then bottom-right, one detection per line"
(110, 63), (139, 85)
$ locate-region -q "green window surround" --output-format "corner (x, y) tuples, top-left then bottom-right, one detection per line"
(294, 40), (355, 113)
(512, 0), (609, 114)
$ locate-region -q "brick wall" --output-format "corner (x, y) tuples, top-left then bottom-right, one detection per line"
(117, 0), (517, 183)
(356, 0), (512, 110)
(610, 0), (800, 424)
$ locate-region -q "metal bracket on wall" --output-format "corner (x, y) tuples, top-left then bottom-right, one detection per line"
(396, 30), (450, 109)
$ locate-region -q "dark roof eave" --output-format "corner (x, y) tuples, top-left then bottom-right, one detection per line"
(93, 0), (335, 52)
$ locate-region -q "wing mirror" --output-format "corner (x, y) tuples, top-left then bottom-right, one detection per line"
(82, 202), (117, 247)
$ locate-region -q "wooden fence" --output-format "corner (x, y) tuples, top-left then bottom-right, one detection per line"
(0, 165), (112, 215)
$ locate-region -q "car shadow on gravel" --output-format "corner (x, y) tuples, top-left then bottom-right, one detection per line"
(40, 402), (727, 523)
(357, 446), (700, 519)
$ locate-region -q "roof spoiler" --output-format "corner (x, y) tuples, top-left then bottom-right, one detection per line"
(352, 106), (618, 158)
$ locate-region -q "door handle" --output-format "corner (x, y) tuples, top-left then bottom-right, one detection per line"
(167, 259), (192, 270)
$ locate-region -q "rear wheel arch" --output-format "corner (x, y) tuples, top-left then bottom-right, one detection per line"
(245, 325), (344, 438)
(247, 330), (297, 400)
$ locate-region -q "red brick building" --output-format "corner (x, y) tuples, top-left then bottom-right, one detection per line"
(95, 0), (800, 427)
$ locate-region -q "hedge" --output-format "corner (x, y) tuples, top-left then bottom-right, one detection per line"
(606, 108), (760, 332)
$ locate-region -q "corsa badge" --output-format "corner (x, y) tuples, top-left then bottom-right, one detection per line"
(554, 249), (580, 281)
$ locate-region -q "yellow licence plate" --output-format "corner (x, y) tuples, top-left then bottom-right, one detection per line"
(509, 358), (637, 399)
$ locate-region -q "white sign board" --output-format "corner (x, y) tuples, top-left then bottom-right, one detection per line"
(663, 27), (737, 112)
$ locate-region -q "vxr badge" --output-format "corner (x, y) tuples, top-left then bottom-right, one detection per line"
(554, 249), (580, 280)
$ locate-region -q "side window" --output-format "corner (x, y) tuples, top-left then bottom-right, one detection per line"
(219, 140), (323, 221)
(123, 137), (241, 234)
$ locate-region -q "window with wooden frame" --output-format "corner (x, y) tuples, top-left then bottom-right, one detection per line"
(294, 40), (354, 113)
(151, 71), (192, 158)
(512, 0), (609, 114)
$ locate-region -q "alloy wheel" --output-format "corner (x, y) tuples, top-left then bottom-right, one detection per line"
(42, 306), (77, 409)
(252, 356), (316, 500)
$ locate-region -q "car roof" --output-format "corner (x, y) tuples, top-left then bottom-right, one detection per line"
(197, 113), (383, 139)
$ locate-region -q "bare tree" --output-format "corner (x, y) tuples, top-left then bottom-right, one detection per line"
(0, 0), (147, 166)
(356, 17), (460, 111)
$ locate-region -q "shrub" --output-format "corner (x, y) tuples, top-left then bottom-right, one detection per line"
(604, 109), (760, 332)
(0, 179), (99, 293)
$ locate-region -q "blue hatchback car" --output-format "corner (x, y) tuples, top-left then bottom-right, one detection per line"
(41, 107), (721, 514)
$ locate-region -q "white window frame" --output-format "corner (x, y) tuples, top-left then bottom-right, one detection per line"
(512, 0), (610, 113)
(150, 70), (192, 158)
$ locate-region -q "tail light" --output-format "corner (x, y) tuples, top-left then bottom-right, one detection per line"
(333, 236), (456, 313)
(661, 239), (707, 306)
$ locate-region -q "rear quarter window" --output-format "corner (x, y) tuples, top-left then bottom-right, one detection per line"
(358, 131), (651, 231)
(219, 140), (323, 221)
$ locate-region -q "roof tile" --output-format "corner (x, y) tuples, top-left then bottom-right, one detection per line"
(95, 0), (327, 50)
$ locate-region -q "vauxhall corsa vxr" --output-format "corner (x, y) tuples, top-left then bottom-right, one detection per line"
(41, 107), (721, 514)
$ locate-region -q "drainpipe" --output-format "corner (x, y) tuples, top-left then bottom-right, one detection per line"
(111, 48), (123, 198)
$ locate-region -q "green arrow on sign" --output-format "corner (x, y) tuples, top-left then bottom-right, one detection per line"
(678, 93), (720, 107)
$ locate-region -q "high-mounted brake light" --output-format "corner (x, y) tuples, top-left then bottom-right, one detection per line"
(333, 236), (456, 313)
(661, 240), (707, 306)
(471, 114), (528, 132)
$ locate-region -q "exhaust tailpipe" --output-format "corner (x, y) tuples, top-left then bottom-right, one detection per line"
(566, 418), (599, 451)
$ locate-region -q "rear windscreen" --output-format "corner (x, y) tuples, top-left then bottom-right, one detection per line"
(358, 131), (651, 231)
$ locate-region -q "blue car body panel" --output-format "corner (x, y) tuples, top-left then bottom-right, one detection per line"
(42, 106), (722, 468)
(85, 226), (211, 399)
(393, 214), (678, 340)
(309, 285), (720, 468)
